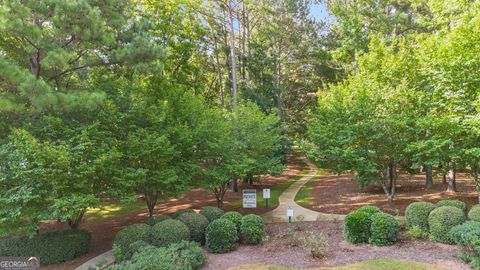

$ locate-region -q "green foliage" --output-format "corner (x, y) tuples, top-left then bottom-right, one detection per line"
(113, 224), (152, 262)
(177, 213), (209, 243)
(369, 212), (399, 246)
(127, 240), (151, 257)
(145, 215), (171, 226)
(436, 200), (468, 215)
(0, 229), (90, 266)
(448, 221), (480, 269)
(407, 225), (429, 239)
(240, 214), (266, 245)
(151, 219), (190, 247)
(428, 206), (465, 244)
(221, 211), (243, 230)
(343, 210), (371, 244)
(205, 219), (238, 253)
(356, 206), (382, 216)
(405, 202), (436, 233)
(200, 206), (224, 223)
(170, 209), (196, 219)
(109, 241), (206, 270)
(469, 205), (480, 222)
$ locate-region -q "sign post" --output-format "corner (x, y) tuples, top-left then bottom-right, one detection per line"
(243, 189), (257, 208)
(263, 188), (270, 208)
(287, 207), (293, 223)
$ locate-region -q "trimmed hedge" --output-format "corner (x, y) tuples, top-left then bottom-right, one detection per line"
(344, 210), (371, 244)
(200, 206), (224, 223)
(145, 215), (171, 226)
(177, 212), (209, 243)
(428, 206), (465, 244)
(0, 229), (91, 266)
(221, 211), (243, 230)
(468, 205), (480, 222)
(448, 221), (480, 269)
(369, 212), (399, 246)
(356, 205), (381, 216)
(110, 241), (206, 270)
(240, 214), (265, 245)
(151, 219), (190, 247)
(405, 202), (435, 232)
(436, 199), (467, 215)
(206, 218), (238, 253)
(170, 209), (196, 219)
(113, 224), (152, 261)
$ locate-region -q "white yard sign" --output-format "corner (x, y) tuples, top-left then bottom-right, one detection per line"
(263, 188), (270, 199)
(243, 189), (257, 208)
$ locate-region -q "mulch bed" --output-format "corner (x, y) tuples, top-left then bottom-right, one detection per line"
(42, 154), (304, 270)
(202, 221), (469, 270)
(302, 172), (478, 215)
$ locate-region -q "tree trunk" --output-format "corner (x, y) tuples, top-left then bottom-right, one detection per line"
(382, 163), (396, 205)
(425, 165), (433, 188)
(473, 168), (480, 204)
(231, 176), (238, 192)
(446, 163), (457, 192)
(213, 36), (224, 107)
(145, 193), (158, 217)
(227, 2), (238, 109)
(68, 210), (85, 229)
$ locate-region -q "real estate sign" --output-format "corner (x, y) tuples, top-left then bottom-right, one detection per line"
(243, 189), (257, 208)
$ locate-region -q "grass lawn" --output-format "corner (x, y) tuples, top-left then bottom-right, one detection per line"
(227, 259), (436, 270)
(294, 169), (325, 207)
(84, 198), (147, 221)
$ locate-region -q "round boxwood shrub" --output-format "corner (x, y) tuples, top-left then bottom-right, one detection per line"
(369, 212), (399, 246)
(356, 205), (381, 216)
(344, 210), (371, 244)
(145, 214), (171, 226)
(448, 221), (480, 268)
(151, 219), (190, 247)
(177, 212), (209, 243)
(113, 224), (152, 261)
(405, 202), (436, 232)
(221, 211), (243, 230)
(240, 214), (265, 245)
(436, 199), (467, 215)
(468, 205), (480, 222)
(170, 208), (196, 219)
(200, 206), (224, 223)
(110, 241), (206, 270)
(0, 229), (91, 266)
(206, 218), (238, 253)
(428, 206), (465, 244)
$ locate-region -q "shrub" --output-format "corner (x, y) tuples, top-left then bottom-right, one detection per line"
(299, 231), (329, 258)
(468, 205), (480, 222)
(356, 205), (381, 216)
(369, 212), (399, 246)
(200, 206), (224, 223)
(428, 206), (465, 244)
(170, 209), (196, 219)
(110, 241), (206, 270)
(221, 211), (243, 230)
(145, 215), (171, 226)
(448, 221), (480, 269)
(113, 224), (152, 261)
(436, 199), (467, 215)
(127, 240), (151, 256)
(405, 202), (435, 233)
(151, 219), (190, 247)
(205, 219), (238, 253)
(343, 210), (370, 244)
(0, 229), (90, 266)
(407, 225), (428, 239)
(177, 212), (209, 243)
(240, 214), (266, 245)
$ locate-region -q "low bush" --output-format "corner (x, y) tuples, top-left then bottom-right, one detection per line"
(369, 212), (399, 246)
(221, 211), (243, 230)
(468, 205), (480, 222)
(436, 199), (467, 215)
(151, 219), (190, 247)
(200, 206), (224, 223)
(177, 212), (209, 243)
(0, 229), (91, 266)
(448, 221), (480, 269)
(240, 214), (265, 245)
(205, 219), (238, 253)
(356, 205), (381, 216)
(109, 241), (206, 270)
(170, 209), (196, 219)
(145, 215), (171, 226)
(405, 202), (435, 233)
(113, 224), (152, 261)
(406, 225), (428, 239)
(428, 206), (465, 244)
(299, 231), (329, 258)
(343, 210), (370, 244)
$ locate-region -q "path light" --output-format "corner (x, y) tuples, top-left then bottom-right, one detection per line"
(287, 206), (293, 223)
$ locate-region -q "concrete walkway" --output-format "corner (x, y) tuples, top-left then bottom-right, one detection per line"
(75, 250), (115, 270)
(263, 156), (345, 222)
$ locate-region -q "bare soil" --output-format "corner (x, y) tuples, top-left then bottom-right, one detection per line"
(202, 221), (469, 270)
(42, 154), (304, 270)
(302, 172), (478, 215)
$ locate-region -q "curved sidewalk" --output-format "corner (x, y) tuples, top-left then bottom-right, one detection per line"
(263, 156), (345, 222)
